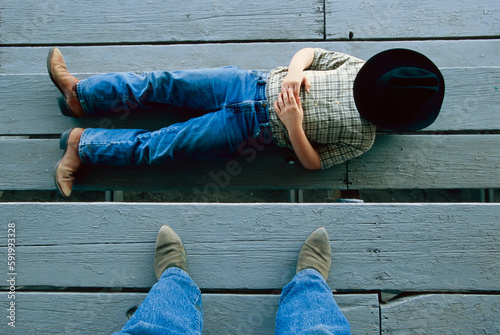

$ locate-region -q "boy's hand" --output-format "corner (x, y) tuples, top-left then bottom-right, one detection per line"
(274, 87), (322, 170)
(274, 88), (304, 131)
(281, 70), (311, 99)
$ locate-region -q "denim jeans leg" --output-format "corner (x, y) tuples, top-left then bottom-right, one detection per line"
(77, 67), (270, 164)
(113, 268), (203, 335)
(275, 269), (351, 335)
(79, 100), (269, 165)
(77, 67), (266, 116)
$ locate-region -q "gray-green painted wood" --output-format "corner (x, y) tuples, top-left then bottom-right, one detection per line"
(2, 0), (498, 44)
(1, 203), (498, 291)
(348, 134), (500, 189)
(381, 294), (500, 334)
(1, 134), (499, 191)
(0, 292), (379, 334)
(326, 0), (500, 39)
(0, 139), (347, 191)
(2, 41), (499, 75)
(0, 0), (324, 45)
(1, 66), (499, 135)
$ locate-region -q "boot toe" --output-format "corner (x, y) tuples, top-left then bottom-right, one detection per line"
(153, 225), (188, 279)
(296, 227), (332, 280)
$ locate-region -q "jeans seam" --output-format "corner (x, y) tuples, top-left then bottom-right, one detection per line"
(76, 81), (90, 115)
(78, 129), (90, 164)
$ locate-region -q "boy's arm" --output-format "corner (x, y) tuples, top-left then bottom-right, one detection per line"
(274, 88), (322, 170)
(282, 48), (315, 98)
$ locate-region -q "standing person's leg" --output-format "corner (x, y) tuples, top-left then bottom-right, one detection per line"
(275, 228), (351, 335)
(115, 225), (203, 335)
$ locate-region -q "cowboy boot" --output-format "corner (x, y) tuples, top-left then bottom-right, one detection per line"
(54, 128), (84, 198)
(296, 227), (332, 280)
(153, 225), (188, 280)
(47, 47), (85, 117)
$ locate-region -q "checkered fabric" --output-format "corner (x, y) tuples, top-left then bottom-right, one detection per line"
(266, 48), (377, 169)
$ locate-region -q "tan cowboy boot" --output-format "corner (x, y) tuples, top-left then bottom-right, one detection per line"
(153, 225), (188, 280)
(47, 47), (85, 117)
(54, 128), (84, 198)
(296, 227), (332, 280)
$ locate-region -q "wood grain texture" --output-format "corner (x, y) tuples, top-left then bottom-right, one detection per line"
(0, 139), (347, 191)
(1, 203), (498, 291)
(2, 41), (499, 75)
(0, 0), (324, 44)
(326, 0), (500, 39)
(348, 134), (500, 189)
(0, 66), (498, 135)
(381, 294), (500, 334)
(0, 292), (379, 334)
(2, 134), (499, 191)
(1, 0), (498, 44)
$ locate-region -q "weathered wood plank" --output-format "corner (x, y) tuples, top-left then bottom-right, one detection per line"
(430, 66), (500, 132)
(2, 134), (499, 191)
(0, 0), (324, 45)
(348, 134), (500, 189)
(2, 0), (498, 44)
(1, 203), (498, 291)
(0, 292), (379, 334)
(0, 139), (347, 191)
(326, 0), (500, 39)
(381, 294), (500, 334)
(0, 66), (498, 135)
(2, 41), (499, 75)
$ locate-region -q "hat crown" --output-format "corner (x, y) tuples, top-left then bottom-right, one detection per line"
(353, 49), (445, 131)
(375, 67), (440, 111)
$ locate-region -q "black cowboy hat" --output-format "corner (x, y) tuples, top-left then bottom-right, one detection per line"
(353, 49), (445, 131)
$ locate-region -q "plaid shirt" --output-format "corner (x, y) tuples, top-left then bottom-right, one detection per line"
(266, 48), (376, 169)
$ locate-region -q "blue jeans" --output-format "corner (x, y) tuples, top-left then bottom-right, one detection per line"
(76, 67), (272, 165)
(114, 268), (350, 335)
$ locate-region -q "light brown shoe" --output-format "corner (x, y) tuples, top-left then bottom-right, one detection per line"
(47, 47), (85, 117)
(153, 225), (188, 280)
(296, 227), (332, 280)
(54, 128), (84, 198)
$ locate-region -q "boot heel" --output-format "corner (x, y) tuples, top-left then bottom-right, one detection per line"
(59, 128), (73, 150)
(57, 96), (74, 117)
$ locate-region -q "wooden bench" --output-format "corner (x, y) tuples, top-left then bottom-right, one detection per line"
(0, 0), (499, 333)
(1, 40), (498, 200)
(1, 4), (499, 197)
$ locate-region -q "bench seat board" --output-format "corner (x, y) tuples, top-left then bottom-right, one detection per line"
(326, 0), (500, 39)
(0, 139), (347, 191)
(1, 203), (498, 291)
(0, 292), (379, 334)
(381, 294), (500, 334)
(1, 134), (499, 191)
(0, 66), (499, 135)
(2, 0), (498, 44)
(0, 0), (324, 45)
(348, 134), (500, 189)
(2, 41), (498, 75)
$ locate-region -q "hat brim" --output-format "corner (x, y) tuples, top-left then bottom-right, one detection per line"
(353, 49), (445, 131)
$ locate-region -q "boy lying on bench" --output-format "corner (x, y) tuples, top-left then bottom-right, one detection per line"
(48, 47), (444, 197)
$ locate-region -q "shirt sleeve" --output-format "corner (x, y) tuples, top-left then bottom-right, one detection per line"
(316, 142), (368, 169)
(309, 48), (352, 71)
